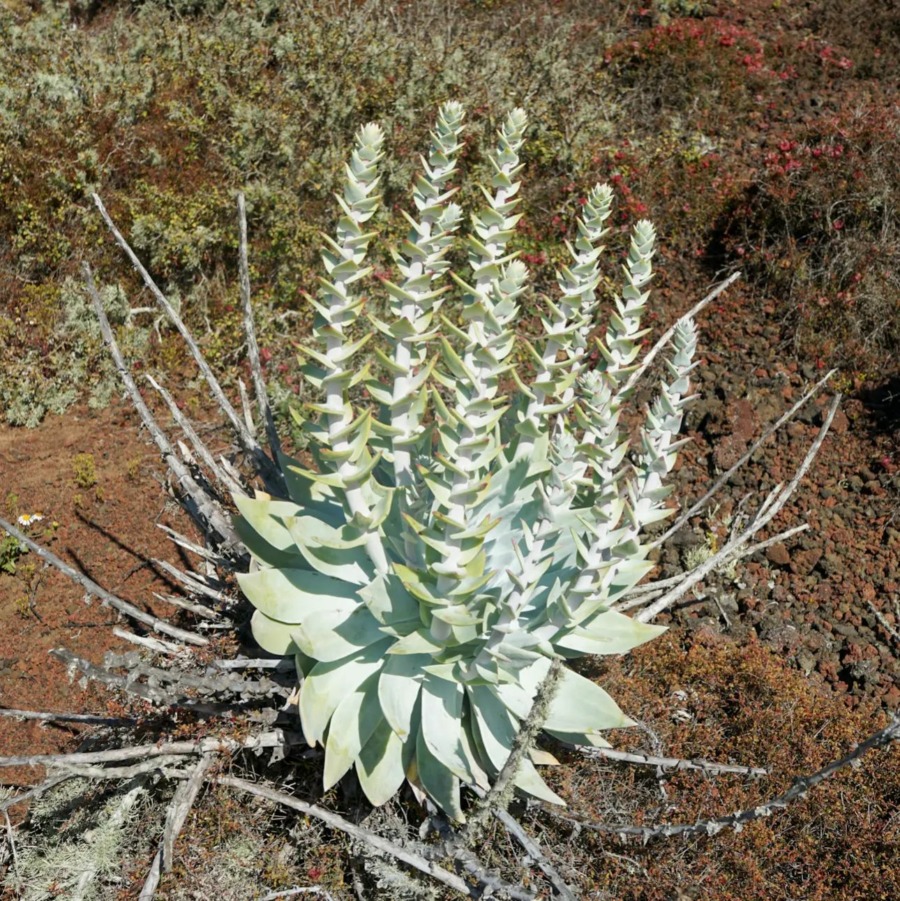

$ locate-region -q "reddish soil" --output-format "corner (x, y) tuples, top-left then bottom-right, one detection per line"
(0, 398), (197, 788)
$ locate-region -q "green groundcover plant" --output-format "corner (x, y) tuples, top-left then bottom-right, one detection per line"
(235, 103), (697, 820)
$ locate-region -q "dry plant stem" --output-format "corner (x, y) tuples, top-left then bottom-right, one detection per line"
(0, 775), (74, 815)
(50, 757), (189, 780)
(460, 658), (563, 845)
(219, 775), (473, 897)
(153, 558), (230, 603)
(153, 591), (221, 621)
(238, 193), (284, 482)
(616, 523), (810, 612)
(492, 808), (578, 901)
(140, 752), (216, 899)
(83, 263), (239, 551)
(157, 524), (228, 569)
(212, 657), (295, 671)
(145, 374), (246, 496)
(3, 810), (19, 884)
(49, 648), (258, 712)
(112, 627), (185, 656)
(0, 731), (291, 769)
(650, 369), (835, 550)
(634, 394), (840, 623)
(91, 194), (278, 487)
(620, 271), (742, 398)
(261, 889), (336, 900)
(0, 707), (135, 726)
(0, 514), (208, 647)
(558, 714), (900, 841)
(584, 746), (768, 777)
(867, 600), (900, 646)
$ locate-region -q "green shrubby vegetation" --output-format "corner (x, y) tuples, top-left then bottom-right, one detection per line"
(1, 0), (896, 426)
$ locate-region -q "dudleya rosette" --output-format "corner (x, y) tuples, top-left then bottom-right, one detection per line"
(234, 103), (698, 820)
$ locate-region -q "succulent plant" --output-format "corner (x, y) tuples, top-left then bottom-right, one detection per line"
(235, 103), (697, 820)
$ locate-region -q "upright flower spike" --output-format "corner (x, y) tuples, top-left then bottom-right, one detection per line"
(368, 101), (466, 489)
(235, 105), (702, 821)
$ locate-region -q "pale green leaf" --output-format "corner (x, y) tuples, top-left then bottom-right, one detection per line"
(378, 654), (426, 740)
(357, 719), (410, 806)
(323, 675), (384, 790)
(299, 640), (391, 746)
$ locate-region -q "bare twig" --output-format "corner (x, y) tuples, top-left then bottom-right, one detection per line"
(582, 746), (768, 777)
(91, 194), (280, 490)
(238, 192), (284, 484)
(616, 523), (811, 614)
(0, 775), (74, 814)
(650, 369), (835, 550)
(867, 600), (900, 646)
(3, 809), (20, 884)
(493, 808), (578, 901)
(634, 395), (840, 623)
(146, 374), (246, 496)
(140, 752), (216, 898)
(553, 714), (900, 841)
(83, 263), (240, 551)
(152, 592), (222, 621)
(261, 890), (336, 900)
(112, 627), (186, 656)
(156, 524), (228, 568)
(0, 707), (135, 727)
(220, 776), (473, 896)
(49, 757), (190, 781)
(619, 271), (742, 399)
(0, 731), (290, 770)
(0, 513), (208, 647)
(152, 558), (230, 603)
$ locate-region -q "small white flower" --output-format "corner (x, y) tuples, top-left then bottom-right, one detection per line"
(17, 513), (43, 527)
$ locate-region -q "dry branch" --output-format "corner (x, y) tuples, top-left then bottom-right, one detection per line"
(145, 373), (246, 496)
(238, 193), (284, 486)
(91, 194), (281, 490)
(0, 708), (135, 727)
(219, 776), (473, 896)
(556, 714), (900, 841)
(620, 271), (741, 398)
(140, 752), (216, 898)
(633, 394), (841, 623)
(584, 746), (768, 777)
(0, 514), (208, 647)
(83, 263), (240, 552)
(650, 368), (835, 550)
(493, 808), (578, 901)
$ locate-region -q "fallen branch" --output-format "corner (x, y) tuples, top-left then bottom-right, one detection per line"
(493, 807), (578, 901)
(91, 193), (281, 491)
(146, 373), (246, 497)
(0, 730), (291, 769)
(584, 746), (768, 778)
(220, 776), (473, 896)
(650, 369), (835, 550)
(0, 708), (135, 727)
(140, 752), (216, 898)
(635, 394), (840, 623)
(553, 714), (900, 841)
(0, 514), (208, 647)
(83, 263), (240, 551)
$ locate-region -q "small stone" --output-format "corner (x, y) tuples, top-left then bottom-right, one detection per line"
(766, 542), (791, 567)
